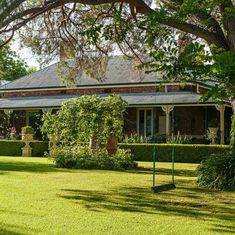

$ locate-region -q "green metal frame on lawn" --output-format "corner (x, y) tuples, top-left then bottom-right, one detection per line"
(152, 145), (176, 193)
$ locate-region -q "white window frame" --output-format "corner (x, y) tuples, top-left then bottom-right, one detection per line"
(137, 108), (154, 137)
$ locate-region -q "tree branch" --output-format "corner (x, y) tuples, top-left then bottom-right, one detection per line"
(0, 0), (230, 50)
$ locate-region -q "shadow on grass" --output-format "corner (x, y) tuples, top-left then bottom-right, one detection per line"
(59, 184), (235, 233)
(0, 160), (60, 173)
(0, 159), (197, 176)
(126, 167), (197, 177)
(0, 228), (23, 235)
(211, 224), (235, 234)
(0, 222), (40, 235)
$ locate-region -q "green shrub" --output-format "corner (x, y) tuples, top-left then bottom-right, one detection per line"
(197, 152), (235, 190)
(50, 146), (137, 170)
(0, 140), (25, 156)
(119, 143), (230, 163)
(0, 140), (48, 157)
(166, 135), (192, 144)
(231, 115), (235, 153)
(30, 141), (49, 157)
(21, 126), (35, 134)
(122, 133), (166, 143)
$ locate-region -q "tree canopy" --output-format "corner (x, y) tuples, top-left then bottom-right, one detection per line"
(0, 45), (28, 81)
(0, 0), (234, 113)
(41, 94), (128, 145)
(1, 1), (234, 51)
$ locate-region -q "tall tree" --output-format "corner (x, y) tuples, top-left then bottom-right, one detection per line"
(0, 0), (234, 114)
(0, 45), (28, 81)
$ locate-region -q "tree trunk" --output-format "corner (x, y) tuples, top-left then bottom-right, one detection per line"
(89, 135), (97, 150)
(106, 135), (118, 155)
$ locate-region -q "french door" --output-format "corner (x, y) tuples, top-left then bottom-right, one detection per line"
(137, 109), (153, 137)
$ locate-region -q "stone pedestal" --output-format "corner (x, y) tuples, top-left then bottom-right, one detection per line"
(22, 145), (32, 157)
(21, 134), (33, 157)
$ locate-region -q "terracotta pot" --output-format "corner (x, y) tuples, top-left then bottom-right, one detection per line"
(106, 136), (118, 155)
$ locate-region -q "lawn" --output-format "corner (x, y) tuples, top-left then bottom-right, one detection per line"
(0, 157), (234, 235)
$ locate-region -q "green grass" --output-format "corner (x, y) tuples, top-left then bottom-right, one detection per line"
(0, 157), (234, 235)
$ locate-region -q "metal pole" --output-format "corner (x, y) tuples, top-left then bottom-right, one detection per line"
(152, 145), (156, 188)
(172, 146), (175, 185)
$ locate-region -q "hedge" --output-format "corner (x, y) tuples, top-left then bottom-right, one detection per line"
(0, 141), (230, 162)
(0, 140), (49, 157)
(119, 143), (230, 163)
(30, 141), (49, 157)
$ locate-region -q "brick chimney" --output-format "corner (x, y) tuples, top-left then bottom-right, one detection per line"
(59, 42), (75, 61)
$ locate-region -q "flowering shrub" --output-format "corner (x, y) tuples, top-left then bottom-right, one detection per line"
(50, 146), (137, 170)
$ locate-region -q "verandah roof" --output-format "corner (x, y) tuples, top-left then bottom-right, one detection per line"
(0, 92), (216, 110)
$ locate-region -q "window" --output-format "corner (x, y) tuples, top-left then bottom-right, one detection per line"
(137, 109), (153, 137)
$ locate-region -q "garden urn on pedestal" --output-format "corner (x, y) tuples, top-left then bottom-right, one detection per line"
(207, 118), (219, 144)
(21, 126), (34, 157)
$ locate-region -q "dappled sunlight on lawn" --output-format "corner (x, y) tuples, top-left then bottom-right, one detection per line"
(0, 157), (234, 234)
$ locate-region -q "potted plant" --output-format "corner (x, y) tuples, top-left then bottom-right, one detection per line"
(21, 126), (34, 142)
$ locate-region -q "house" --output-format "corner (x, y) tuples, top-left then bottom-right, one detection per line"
(0, 56), (232, 144)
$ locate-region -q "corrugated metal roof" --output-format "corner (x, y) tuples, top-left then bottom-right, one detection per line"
(0, 56), (162, 90)
(0, 92), (212, 109)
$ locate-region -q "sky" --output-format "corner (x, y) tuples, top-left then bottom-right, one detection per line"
(11, 40), (40, 68)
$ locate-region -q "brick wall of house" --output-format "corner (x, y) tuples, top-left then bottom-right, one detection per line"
(174, 106), (205, 135)
(123, 107), (137, 135)
(0, 83), (201, 98)
(1, 86), (156, 98)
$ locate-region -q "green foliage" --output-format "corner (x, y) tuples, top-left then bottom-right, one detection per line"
(143, 3), (235, 103)
(205, 130), (218, 144)
(231, 115), (235, 152)
(143, 28), (235, 102)
(26, 66), (37, 74)
(197, 153), (235, 191)
(166, 135), (192, 144)
(30, 141), (49, 157)
(22, 126), (35, 134)
(0, 140), (25, 156)
(0, 111), (11, 138)
(123, 133), (166, 143)
(0, 46), (28, 81)
(41, 94), (128, 145)
(0, 140), (48, 156)
(119, 143), (230, 163)
(50, 145), (136, 170)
